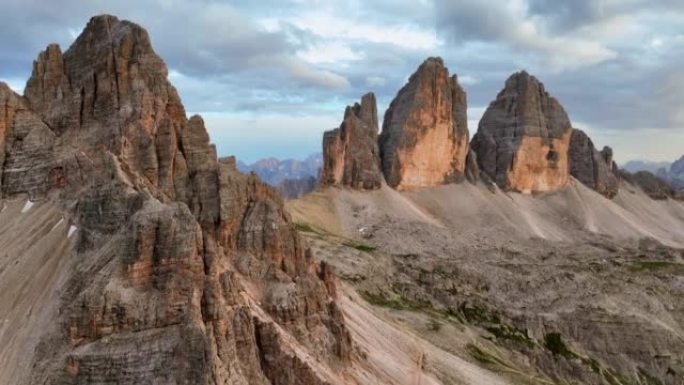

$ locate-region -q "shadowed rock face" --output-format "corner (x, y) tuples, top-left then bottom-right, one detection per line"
(617, 169), (677, 200)
(0, 15), (350, 385)
(379, 57), (469, 190)
(321, 92), (382, 189)
(569, 129), (619, 198)
(472, 71), (572, 193)
(278, 176), (317, 199)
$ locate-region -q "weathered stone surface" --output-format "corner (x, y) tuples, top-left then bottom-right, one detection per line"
(464, 148), (480, 184)
(472, 71), (572, 193)
(278, 176), (317, 199)
(0, 15), (351, 385)
(321, 92), (382, 189)
(379, 57), (469, 190)
(568, 129), (619, 198)
(657, 155), (684, 191)
(617, 169), (677, 200)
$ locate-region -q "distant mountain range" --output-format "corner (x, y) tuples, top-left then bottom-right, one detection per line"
(621, 159), (672, 174)
(622, 157), (684, 190)
(657, 156), (684, 189)
(237, 153), (321, 199)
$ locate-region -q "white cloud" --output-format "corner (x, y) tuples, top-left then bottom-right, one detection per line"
(435, 0), (618, 71)
(286, 12), (440, 50)
(281, 58), (350, 89)
(0, 77), (25, 93)
(297, 42), (362, 64)
(459, 75), (479, 85)
(574, 120), (684, 163)
(366, 76), (387, 87)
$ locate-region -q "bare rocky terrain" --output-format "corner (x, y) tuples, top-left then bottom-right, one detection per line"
(288, 180), (684, 385)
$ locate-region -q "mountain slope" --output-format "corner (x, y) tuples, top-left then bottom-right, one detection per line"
(288, 181), (684, 385)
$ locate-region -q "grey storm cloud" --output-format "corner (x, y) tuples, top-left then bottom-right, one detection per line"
(0, 0), (682, 162)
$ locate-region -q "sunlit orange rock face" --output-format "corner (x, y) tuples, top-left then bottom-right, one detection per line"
(320, 92), (382, 189)
(472, 71), (573, 193)
(379, 57), (469, 190)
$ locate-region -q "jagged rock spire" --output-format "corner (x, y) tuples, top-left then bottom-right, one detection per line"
(379, 57), (469, 190)
(321, 92), (383, 189)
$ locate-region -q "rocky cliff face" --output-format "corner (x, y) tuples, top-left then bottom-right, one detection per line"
(568, 129), (619, 198)
(0, 15), (351, 385)
(321, 92), (383, 189)
(278, 176), (317, 200)
(379, 57), (469, 190)
(617, 169), (678, 200)
(656, 155), (684, 190)
(472, 71), (572, 193)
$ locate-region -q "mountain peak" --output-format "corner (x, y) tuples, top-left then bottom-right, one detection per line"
(473, 71), (572, 193)
(321, 92), (382, 189)
(379, 57), (469, 190)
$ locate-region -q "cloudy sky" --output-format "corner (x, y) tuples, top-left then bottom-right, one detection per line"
(1, 0), (683, 163)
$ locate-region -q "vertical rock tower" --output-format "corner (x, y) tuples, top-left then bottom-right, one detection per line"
(472, 71), (573, 193)
(568, 129), (619, 198)
(320, 92), (383, 189)
(379, 57), (469, 190)
(0, 15), (351, 385)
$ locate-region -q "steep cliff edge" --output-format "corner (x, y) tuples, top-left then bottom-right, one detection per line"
(472, 71), (572, 193)
(0, 15), (352, 385)
(379, 57), (469, 190)
(320, 92), (382, 189)
(568, 129), (619, 198)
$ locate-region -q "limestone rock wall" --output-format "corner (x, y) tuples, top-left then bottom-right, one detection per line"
(568, 129), (619, 198)
(472, 71), (572, 193)
(321, 92), (383, 189)
(379, 57), (469, 190)
(0, 15), (351, 385)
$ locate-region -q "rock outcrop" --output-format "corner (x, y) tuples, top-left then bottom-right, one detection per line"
(472, 71), (572, 193)
(657, 155), (684, 190)
(278, 176), (317, 200)
(379, 57), (469, 190)
(0, 15), (351, 385)
(320, 92), (382, 189)
(617, 169), (677, 200)
(568, 129), (619, 198)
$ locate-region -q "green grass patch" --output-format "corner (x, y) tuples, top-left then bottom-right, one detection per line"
(486, 325), (535, 348)
(293, 222), (320, 234)
(460, 304), (534, 347)
(544, 333), (573, 358)
(466, 344), (510, 368)
(427, 318), (442, 332)
(638, 368), (664, 385)
(460, 303), (501, 324)
(628, 260), (684, 273)
(342, 241), (376, 253)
